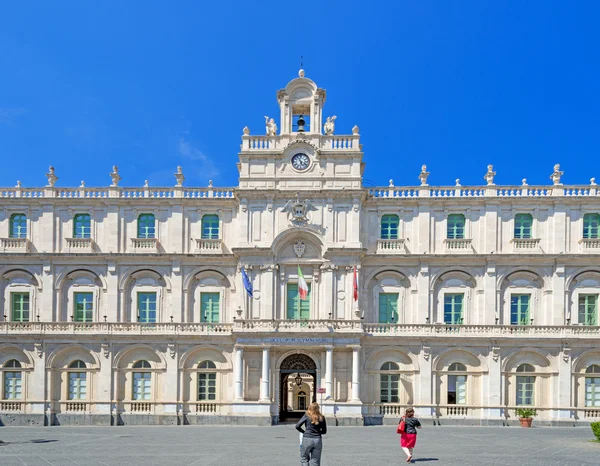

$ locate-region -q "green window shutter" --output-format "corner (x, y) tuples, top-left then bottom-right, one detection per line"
(585, 377), (600, 407)
(201, 215), (220, 239)
(447, 214), (465, 239)
(516, 375), (535, 406)
(380, 215), (399, 240)
(133, 372), (152, 400)
(510, 294), (530, 325)
(9, 214), (27, 239)
(583, 213), (600, 239)
(287, 284), (310, 319)
(11, 292), (30, 322)
(378, 293), (398, 323)
(514, 214), (533, 239)
(198, 372), (217, 401)
(4, 372), (22, 400)
(456, 375), (467, 405)
(379, 374), (399, 403)
(579, 294), (598, 326)
(137, 214), (156, 239)
(68, 372), (87, 400)
(200, 293), (220, 323)
(74, 292), (94, 322)
(443, 294), (463, 324)
(137, 292), (157, 323)
(73, 214), (91, 239)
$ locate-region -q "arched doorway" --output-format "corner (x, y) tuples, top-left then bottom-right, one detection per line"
(279, 353), (317, 421)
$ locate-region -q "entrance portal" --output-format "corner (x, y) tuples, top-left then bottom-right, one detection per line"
(279, 354), (317, 421)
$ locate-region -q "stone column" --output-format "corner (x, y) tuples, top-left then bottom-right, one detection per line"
(260, 347), (270, 401)
(351, 346), (361, 401)
(234, 347), (244, 401)
(325, 347), (333, 399)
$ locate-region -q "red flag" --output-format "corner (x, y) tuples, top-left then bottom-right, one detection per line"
(353, 266), (358, 302)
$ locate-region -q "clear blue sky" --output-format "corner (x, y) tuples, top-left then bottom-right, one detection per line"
(1, 1), (599, 188)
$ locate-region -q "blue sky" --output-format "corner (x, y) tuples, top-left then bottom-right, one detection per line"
(1, 1), (599, 188)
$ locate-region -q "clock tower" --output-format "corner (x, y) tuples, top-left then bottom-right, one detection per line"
(237, 70), (364, 191)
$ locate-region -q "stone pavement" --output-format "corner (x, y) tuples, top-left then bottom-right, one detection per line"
(0, 425), (598, 466)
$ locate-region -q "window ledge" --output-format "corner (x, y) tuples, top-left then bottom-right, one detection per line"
(0, 237), (29, 252)
(376, 238), (405, 254)
(194, 238), (223, 254)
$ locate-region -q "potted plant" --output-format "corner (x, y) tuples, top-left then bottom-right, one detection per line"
(516, 408), (536, 427)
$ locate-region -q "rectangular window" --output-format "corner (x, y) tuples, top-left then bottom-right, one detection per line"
(510, 294), (531, 325)
(73, 214), (91, 239)
(132, 372), (152, 400)
(74, 292), (94, 323)
(378, 293), (398, 324)
(200, 293), (220, 323)
(137, 292), (157, 323)
(583, 213), (600, 239)
(444, 294), (464, 324)
(68, 373), (87, 400)
(514, 214), (533, 239)
(447, 214), (465, 240)
(201, 215), (220, 239)
(586, 377), (600, 408)
(380, 374), (400, 403)
(198, 373), (217, 401)
(4, 372), (22, 400)
(579, 294), (598, 326)
(380, 215), (399, 240)
(11, 292), (30, 322)
(10, 214), (27, 239)
(516, 376), (535, 406)
(137, 214), (156, 239)
(286, 283), (310, 320)
(448, 375), (467, 405)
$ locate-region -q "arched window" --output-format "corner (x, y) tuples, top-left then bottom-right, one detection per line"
(585, 364), (600, 408)
(380, 214), (399, 240)
(197, 360), (216, 401)
(3, 359), (22, 400)
(514, 214), (533, 239)
(201, 215), (220, 240)
(447, 214), (465, 240)
(378, 293), (398, 324)
(510, 294), (531, 325)
(9, 214), (27, 239)
(137, 292), (157, 323)
(132, 360), (151, 401)
(444, 293), (464, 324)
(73, 214), (91, 239)
(447, 363), (467, 405)
(68, 360), (87, 400)
(137, 214), (156, 239)
(579, 294), (598, 326)
(583, 213), (600, 239)
(516, 364), (535, 406)
(10, 291), (30, 322)
(200, 292), (220, 323)
(380, 362), (400, 403)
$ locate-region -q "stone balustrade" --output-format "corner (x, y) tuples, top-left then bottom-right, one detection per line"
(444, 238), (472, 251)
(376, 238), (405, 253)
(581, 238), (600, 250)
(193, 238), (223, 254)
(65, 237), (94, 252)
(0, 237), (29, 252)
(0, 186), (235, 199)
(0, 322), (234, 335)
(130, 237), (158, 252)
(368, 185), (600, 199)
(512, 238), (541, 250)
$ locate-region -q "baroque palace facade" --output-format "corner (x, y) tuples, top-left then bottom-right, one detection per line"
(1, 71), (600, 427)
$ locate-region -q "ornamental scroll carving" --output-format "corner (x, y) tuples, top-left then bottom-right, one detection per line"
(280, 353), (317, 371)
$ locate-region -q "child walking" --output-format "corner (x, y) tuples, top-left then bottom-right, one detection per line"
(399, 408), (421, 463)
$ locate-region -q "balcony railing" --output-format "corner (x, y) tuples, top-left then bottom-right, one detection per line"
(65, 237), (94, 253)
(193, 238), (223, 254)
(512, 238), (541, 251)
(0, 238), (29, 252)
(232, 319), (364, 333)
(0, 401), (23, 412)
(0, 322), (234, 335)
(376, 239), (405, 253)
(130, 237), (158, 252)
(581, 238), (600, 250)
(444, 238), (472, 251)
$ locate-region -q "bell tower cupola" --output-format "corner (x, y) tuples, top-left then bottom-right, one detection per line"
(277, 69), (326, 135)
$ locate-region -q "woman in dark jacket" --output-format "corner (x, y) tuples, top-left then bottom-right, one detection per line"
(400, 408), (421, 463)
(295, 402), (327, 466)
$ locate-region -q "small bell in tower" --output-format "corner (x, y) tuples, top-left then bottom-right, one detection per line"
(297, 115), (306, 133)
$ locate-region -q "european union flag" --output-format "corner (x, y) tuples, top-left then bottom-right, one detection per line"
(241, 267), (253, 298)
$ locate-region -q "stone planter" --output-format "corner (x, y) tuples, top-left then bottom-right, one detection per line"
(519, 417), (533, 428)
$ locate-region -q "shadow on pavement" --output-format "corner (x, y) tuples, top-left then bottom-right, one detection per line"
(0, 439), (58, 446)
(412, 458), (439, 463)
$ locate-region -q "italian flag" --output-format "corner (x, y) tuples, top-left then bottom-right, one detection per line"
(298, 265), (309, 300)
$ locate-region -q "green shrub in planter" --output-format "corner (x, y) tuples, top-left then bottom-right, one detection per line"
(591, 422), (600, 441)
(516, 408), (536, 418)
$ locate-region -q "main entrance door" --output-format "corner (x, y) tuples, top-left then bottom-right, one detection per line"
(279, 354), (317, 422)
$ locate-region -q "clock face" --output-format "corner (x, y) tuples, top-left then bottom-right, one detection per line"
(291, 153), (310, 171)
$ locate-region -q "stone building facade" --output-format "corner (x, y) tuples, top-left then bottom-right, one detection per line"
(1, 71), (599, 427)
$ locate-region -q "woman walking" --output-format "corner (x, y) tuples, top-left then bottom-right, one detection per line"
(295, 402), (327, 466)
(399, 408), (421, 463)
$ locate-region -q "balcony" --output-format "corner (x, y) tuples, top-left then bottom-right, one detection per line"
(130, 237), (158, 252)
(0, 238), (29, 253)
(193, 238), (223, 254)
(65, 237), (94, 253)
(581, 238), (600, 251)
(511, 238), (541, 251)
(232, 319), (364, 333)
(376, 239), (405, 254)
(444, 238), (472, 252)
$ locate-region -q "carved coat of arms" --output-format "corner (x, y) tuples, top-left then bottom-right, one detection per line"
(282, 193), (318, 227)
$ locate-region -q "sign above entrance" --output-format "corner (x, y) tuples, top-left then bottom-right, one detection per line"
(236, 337), (361, 346)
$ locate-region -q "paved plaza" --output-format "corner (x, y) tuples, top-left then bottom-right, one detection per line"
(0, 425), (598, 466)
